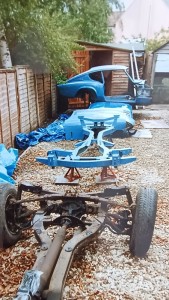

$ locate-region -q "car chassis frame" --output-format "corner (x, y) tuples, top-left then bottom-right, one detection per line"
(13, 182), (133, 300)
(1, 105), (157, 300)
(1, 180), (156, 300)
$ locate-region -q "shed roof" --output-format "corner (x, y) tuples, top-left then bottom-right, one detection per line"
(105, 42), (145, 51)
(77, 40), (145, 52)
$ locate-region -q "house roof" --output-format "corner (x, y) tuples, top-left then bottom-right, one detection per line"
(104, 42), (145, 51)
(111, 0), (169, 42)
(153, 41), (169, 53)
(77, 40), (145, 52)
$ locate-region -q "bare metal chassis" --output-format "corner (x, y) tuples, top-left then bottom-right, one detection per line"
(13, 181), (134, 300)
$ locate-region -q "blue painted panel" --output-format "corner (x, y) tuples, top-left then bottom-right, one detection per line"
(63, 104), (134, 140)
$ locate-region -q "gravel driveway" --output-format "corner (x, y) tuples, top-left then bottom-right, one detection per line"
(0, 105), (169, 300)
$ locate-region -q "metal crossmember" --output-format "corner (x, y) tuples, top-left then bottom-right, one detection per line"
(36, 116), (136, 172)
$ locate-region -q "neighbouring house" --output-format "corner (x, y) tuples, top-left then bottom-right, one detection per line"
(109, 0), (169, 42)
(151, 41), (169, 104)
(66, 41), (146, 109)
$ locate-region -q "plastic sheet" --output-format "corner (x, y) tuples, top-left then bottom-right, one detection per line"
(0, 144), (18, 184)
(15, 115), (68, 150)
(14, 270), (43, 300)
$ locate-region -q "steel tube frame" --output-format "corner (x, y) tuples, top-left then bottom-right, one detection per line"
(36, 115), (136, 170)
(35, 225), (67, 294)
(47, 208), (105, 300)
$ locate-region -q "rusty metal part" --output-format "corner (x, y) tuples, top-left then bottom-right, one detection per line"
(106, 210), (131, 235)
(32, 210), (51, 250)
(64, 167), (81, 182)
(46, 208), (105, 300)
(13, 183), (134, 300)
(11, 186), (133, 208)
(35, 225), (67, 295)
(15, 226), (67, 299)
(100, 166), (117, 181)
(17, 181), (43, 199)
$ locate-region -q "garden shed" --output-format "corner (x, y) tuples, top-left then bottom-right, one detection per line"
(68, 41), (146, 108)
(151, 41), (169, 104)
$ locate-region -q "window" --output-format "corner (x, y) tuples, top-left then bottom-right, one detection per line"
(89, 72), (103, 83)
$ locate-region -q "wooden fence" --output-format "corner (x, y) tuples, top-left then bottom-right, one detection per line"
(0, 66), (56, 148)
(68, 50), (90, 109)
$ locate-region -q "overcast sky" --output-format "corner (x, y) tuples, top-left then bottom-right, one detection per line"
(121, 0), (133, 9)
(121, 0), (169, 9)
(111, 0), (134, 11)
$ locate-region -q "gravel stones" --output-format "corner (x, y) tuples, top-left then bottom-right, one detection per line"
(1, 105), (169, 299)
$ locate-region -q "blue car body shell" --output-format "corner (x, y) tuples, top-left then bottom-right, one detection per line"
(58, 65), (152, 106)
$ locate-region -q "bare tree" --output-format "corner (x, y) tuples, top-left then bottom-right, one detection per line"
(0, 31), (12, 68)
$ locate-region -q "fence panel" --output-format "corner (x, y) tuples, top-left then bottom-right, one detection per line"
(16, 67), (31, 133)
(52, 79), (57, 117)
(68, 50), (90, 109)
(44, 74), (52, 119)
(35, 74), (46, 127)
(7, 71), (19, 142)
(0, 71), (12, 147)
(0, 67), (56, 148)
(26, 68), (38, 130)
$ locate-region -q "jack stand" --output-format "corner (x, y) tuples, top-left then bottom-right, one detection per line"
(95, 167), (117, 184)
(55, 168), (81, 185)
(64, 168), (81, 182)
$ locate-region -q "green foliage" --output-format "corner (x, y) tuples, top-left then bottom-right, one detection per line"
(0, 0), (79, 74)
(0, 0), (120, 74)
(146, 28), (169, 51)
(54, 70), (68, 84)
(74, 0), (112, 43)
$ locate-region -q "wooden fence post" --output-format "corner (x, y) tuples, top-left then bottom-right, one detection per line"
(5, 71), (13, 146)
(0, 109), (3, 143)
(14, 67), (21, 133)
(25, 67), (32, 131)
(34, 73), (40, 127)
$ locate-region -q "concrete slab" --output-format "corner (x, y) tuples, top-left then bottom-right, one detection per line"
(132, 129), (152, 138)
(133, 104), (169, 111)
(147, 104), (169, 110)
(95, 174), (117, 185)
(141, 119), (169, 128)
(55, 175), (79, 185)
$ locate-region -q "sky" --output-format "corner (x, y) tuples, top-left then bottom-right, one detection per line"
(121, 0), (169, 9)
(111, 0), (134, 11)
(121, 0), (133, 9)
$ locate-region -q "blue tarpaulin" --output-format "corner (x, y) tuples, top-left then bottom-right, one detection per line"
(15, 114), (68, 150)
(0, 144), (19, 184)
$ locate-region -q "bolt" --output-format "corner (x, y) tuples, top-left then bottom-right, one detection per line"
(65, 246), (72, 252)
(86, 231), (92, 236)
(41, 245), (48, 251)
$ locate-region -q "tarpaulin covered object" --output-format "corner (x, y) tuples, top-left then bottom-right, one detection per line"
(0, 144), (18, 184)
(15, 115), (68, 150)
(63, 103), (135, 140)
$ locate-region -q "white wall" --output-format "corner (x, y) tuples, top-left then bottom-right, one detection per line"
(113, 0), (169, 42)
